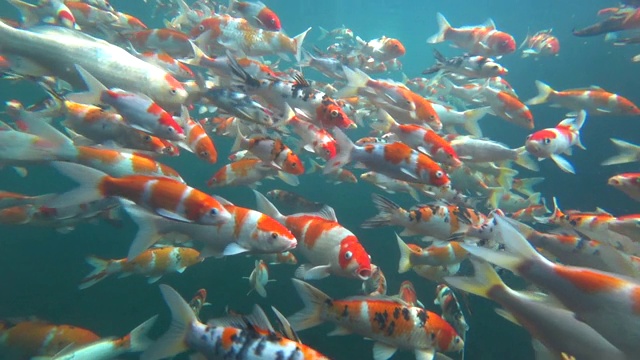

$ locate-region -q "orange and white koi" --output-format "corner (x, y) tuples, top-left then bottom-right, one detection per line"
(525, 110), (587, 174)
(0, 320), (99, 359)
(288, 279), (464, 360)
(355, 35), (406, 62)
(65, 1), (118, 29)
(510, 203), (550, 222)
(360, 171), (420, 201)
(228, 0), (281, 31)
(573, 7), (640, 37)
(178, 114), (218, 163)
(609, 173), (640, 202)
(282, 107), (338, 160)
(427, 13), (516, 57)
(191, 14), (309, 60)
(122, 198), (297, 261)
(362, 264), (388, 296)
(79, 246), (202, 289)
(245, 259), (272, 297)
(362, 194), (480, 241)
(396, 235), (468, 273)
(255, 191), (372, 281)
(602, 138), (640, 165)
(462, 215), (640, 356)
(520, 29), (560, 58)
(447, 258), (626, 360)
(142, 285), (329, 360)
(189, 288), (210, 319)
(8, 0), (76, 29)
(126, 28), (194, 57)
(309, 159), (357, 184)
(395, 281), (422, 307)
(207, 158), (299, 188)
(50, 162), (231, 225)
(231, 131), (305, 175)
(478, 83), (534, 129)
(526, 80), (640, 115)
(257, 250), (298, 265)
(328, 129), (450, 186)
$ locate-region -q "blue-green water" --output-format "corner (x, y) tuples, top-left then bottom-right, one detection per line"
(1, 1), (639, 359)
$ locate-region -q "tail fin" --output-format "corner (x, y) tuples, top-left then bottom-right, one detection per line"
(126, 315), (158, 353)
(15, 114), (78, 161)
(292, 27), (312, 63)
(323, 128), (353, 174)
(602, 138), (640, 166)
(512, 177), (544, 196)
(334, 66), (369, 99)
(534, 196), (562, 224)
(495, 167), (519, 190)
(230, 126), (249, 154)
(460, 215), (547, 274)
(525, 80), (555, 106)
(445, 258), (505, 300)
(361, 193), (402, 228)
(426, 12), (451, 44)
(253, 190), (286, 223)
(396, 233), (414, 274)
(317, 26), (329, 41)
(461, 107), (489, 137)
(67, 65), (108, 106)
(78, 256), (114, 289)
(141, 285), (196, 360)
(514, 147), (539, 172)
(288, 279), (330, 331)
(307, 159), (324, 174)
(121, 203), (164, 260)
(46, 162), (107, 209)
(486, 187), (504, 210)
(371, 108), (397, 134)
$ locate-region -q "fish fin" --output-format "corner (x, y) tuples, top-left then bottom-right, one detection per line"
(549, 154), (575, 174)
(415, 348), (437, 360)
(127, 315), (158, 353)
(408, 187), (420, 201)
(253, 190), (286, 223)
(602, 138), (640, 166)
(121, 203), (163, 260)
(292, 27), (312, 63)
(295, 264), (331, 280)
(67, 65), (108, 105)
(525, 80), (554, 106)
(444, 257), (504, 300)
(334, 66), (369, 98)
(46, 162), (106, 208)
(317, 26), (329, 41)
(494, 308), (521, 326)
(361, 193), (401, 228)
(155, 208), (193, 223)
(373, 342), (398, 360)
(324, 128), (354, 173)
(486, 187), (504, 210)
(6, 0), (39, 27)
(18, 116), (77, 160)
(327, 326), (352, 336)
(271, 306), (301, 342)
(277, 171), (300, 186)
(222, 242), (250, 256)
(147, 276), (162, 284)
(254, 281), (267, 298)
(288, 279), (331, 331)
(141, 285), (195, 360)
(78, 256), (112, 289)
(396, 233), (414, 274)
(426, 12), (451, 44)
(521, 49), (539, 57)
(514, 147), (539, 172)
(462, 107), (489, 137)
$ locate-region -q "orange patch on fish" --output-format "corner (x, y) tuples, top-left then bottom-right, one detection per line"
(553, 266), (626, 293)
(383, 142), (412, 164)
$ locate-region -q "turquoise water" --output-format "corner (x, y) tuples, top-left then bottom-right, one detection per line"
(1, 0), (639, 359)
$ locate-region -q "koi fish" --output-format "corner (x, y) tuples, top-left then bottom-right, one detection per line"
(526, 81), (640, 115)
(433, 284), (469, 343)
(228, 0), (281, 31)
(0, 320), (99, 358)
(427, 13), (516, 57)
(608, 173), (640, 202)
(362, 264), (388, 296)
(7, 0), (76, 29)
(281, 107), (338, 160)
(288, 279), (464, 360)
(142, 285), (329, 360)
(520, 29), (560, 58)
(395, 281), (422, 307)
(573, 7), (640, 37)
(266, 189), (326, 213)
(207, 158), (299, 188)
(125, 28), (194, 57)
(601, 138), (640, 165)
(257, 251), (298, 265)
(360, 171), (420, 201)
(423, 49), (507, 79)
(79, 246), (203, 289)
(255, 190), (372, 281)
(231, 131), (305, 175)
(48, 162), (232, 225)
(396, 235), (468, 273)
(355, 35), (406, 62)
(189, 288), (210, 319)
(525, 110), (586, 174)
(245, 259), (273, 297)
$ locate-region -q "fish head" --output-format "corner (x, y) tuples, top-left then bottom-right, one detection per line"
(617, 97), (640, 115)
(542, 37), (560, 55)
(426, 311), (465, 352)
(338, 235), (372, 280)
(435, 147), (462, 168)
(159, 113), (186, 141)
(252, 213), (298, 252)
(426, 167), (450, 187)
(198, 198), (233, 225)
(282, 152), (305, 175)
(316, 97), (356, 129)
(206, 167), (227, 187)
(190, 17), (221, 38)
(257, 7), (281, 31)
(195, 140), (218, 163)
(525, 129), (557, 157)
(158, 74), (189, 111)
(493, 32), (516, 54)
(482, 60), (508, 77)
(382, 38), (406, 59)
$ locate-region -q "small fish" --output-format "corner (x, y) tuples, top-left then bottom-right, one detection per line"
(245, 259), (273, 297)
(362, 264), (387, 296)
(520, 29), (560, 58)
(423, 49), (507, 79)
(608, 173), (640, 202)
(434, 284), (469, 341)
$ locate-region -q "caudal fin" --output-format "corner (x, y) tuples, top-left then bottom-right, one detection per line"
(462, 107), (489, 138)
(396, 234), (414, 274)
(525, 80), (555, 106)
(293, 27), (312, 63)
(426, 12), (452, 44)
(46, 162), (107, 209)
(79, 256), (114, 289)
(334, 66), (369, 99)
(121, 203), (165, 260)
(361, 193), (402, 228)
(288, 279), (330, 331)
(445, 258), (505, 300)
(323, 128), (353, 174)
(67, 65), (109, 106)
(141, 285), (196, 360)
(126, 315), (158, 354)
(512, 177), (544, 196)
(514, 147), (539, 172)
(601, 138), (640, 166)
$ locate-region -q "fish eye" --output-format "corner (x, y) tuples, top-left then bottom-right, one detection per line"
(491, 65), (498, 71)
(270, 19), (275, 25)
(543, 138), (551, 144)
(271, 232), (278, 239)
(454, 337), (461, 344)
(435, 170), (444, 178)
(290, 162), (296, 167)
(198, 24), (205, 31)
(143, 135), (151, 141)
(199, 151), (209, 157)
(167, 127), (175, 133)
(170, 89), (177, 95)
(209, 208), (218, 216)
(344, 251), (353, 260)
(330, 110), (339, 118)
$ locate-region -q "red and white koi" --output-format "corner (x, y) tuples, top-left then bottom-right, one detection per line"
(396, 235), (468, 273)
(8, 0), (76, 29)
(360, 171), (420, 201)
(178, 114), (218, 163)
(282, 107), (337, 161)
(255, 191), (372, 281)
(231, 131), (305, 175)
(257, 251), (298, 265)
(207, 158), (299, 188)
(126, 28), (194, 57)
(525, 110), (587, 174)
(520, 29), (560, 58)
(609, 173), (640, 202)
(228, 0), (281, 31)
(355, 35), (406, 62)
(478, 83), (535, 129)
(288, 279), (464, 360)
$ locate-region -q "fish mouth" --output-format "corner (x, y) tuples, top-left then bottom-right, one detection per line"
(608, 178), (620, 186)
(357, 268), (372, 280)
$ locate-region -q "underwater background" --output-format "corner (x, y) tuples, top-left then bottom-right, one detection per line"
(1, 0), (639, 359)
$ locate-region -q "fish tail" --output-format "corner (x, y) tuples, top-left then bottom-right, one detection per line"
(602, 138), (640, 165)
(79, 256), (114, 289)
(526, 192), (542, 207)
(396, 233), (414, 274)
(230, 126), (248, 153)
(121, 203), (164, 260)
(126, 315), (158, 353)
(288, 279), (329, 331)
(514, 147), (539, 172)
(572, 110), (587, 150)
(334, 66), (369, 98)
(361, 193), (402, 228)
(307, 159), (323, 174)
(67, 65), (109, 106)
(495, 167), (518, 190)
(462, 107), (489, 138)
(276, 171), (300, 187)
(485, 187), (504, 210)
(370, 108), (395, 134)
(253, 190), (287, 223)
(525, 80), (554, 105)
(323, 128), (353, 174)
(512, 177), (544, 196)
(141, 285), (195, 360)
(292, 27), (312, 63)
(426, 12), (451, 44)
(14, 110), (78, 161)
(317, 26), (329, 41)
(534, 196), (561, 223)
(46, 162), (107, 209)
(445, 258), (505, 300)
